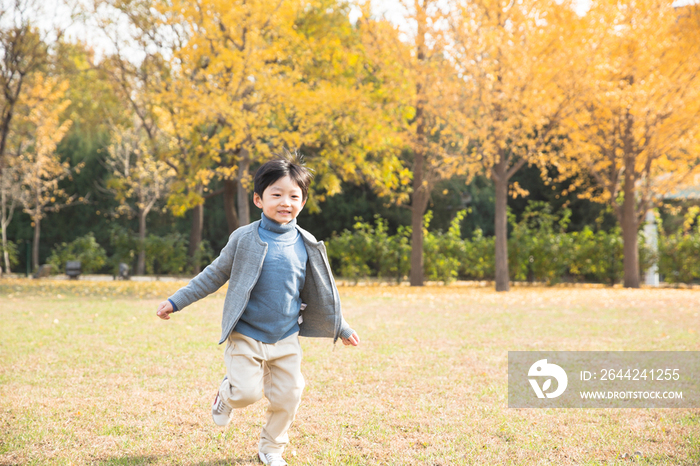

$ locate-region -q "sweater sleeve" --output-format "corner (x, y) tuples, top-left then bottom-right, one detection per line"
(338, 317), (355, 340)
(168, 232), (238, 311)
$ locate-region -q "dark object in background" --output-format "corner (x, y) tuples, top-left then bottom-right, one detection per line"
(118, 262), (130, 280)
(66, 261), (81, 280)
(33, 264), (52, 279)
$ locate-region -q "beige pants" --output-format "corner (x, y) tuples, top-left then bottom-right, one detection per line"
(220, 330), (305, 455)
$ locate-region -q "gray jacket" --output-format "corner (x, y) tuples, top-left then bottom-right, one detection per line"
(168, 220), (352, 344)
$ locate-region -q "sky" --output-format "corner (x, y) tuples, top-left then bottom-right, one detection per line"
(34, 0), (697, 61)
(350, 0), (594, 26)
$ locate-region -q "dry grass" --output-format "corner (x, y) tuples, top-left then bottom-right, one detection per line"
(0, 279), (699, 465)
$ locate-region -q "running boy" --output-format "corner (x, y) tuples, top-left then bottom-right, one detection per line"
(155, 155), (360, 466)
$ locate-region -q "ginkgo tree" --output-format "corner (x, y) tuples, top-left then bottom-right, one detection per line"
(145, 0), (316, 231)
(448, 0), (584, 291)
(103, 0), (408, 238)
(287, 1), (409, 212)
(558, 0), (700, 288)
(16, 75), (82, 272)
(358, 0), (462, 286)
(158, 0), (408, 219)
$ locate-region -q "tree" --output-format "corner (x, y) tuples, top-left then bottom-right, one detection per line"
(107, 0), (407, 235)
(105, 123), (175, 275)
(149, 0), (308, 231)
(360, 0), (461, 286)
(0, 1), (49, 168)
(16, 74), (80, 271)
(90, 0), (409, 281)
(448, 0), (583, 291)
(91, 0), (215, 273)
(0, 0), (52, 276)
(559, 1), (700, 288)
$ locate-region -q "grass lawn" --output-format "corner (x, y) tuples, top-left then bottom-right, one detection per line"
(0, 279), (699, 465)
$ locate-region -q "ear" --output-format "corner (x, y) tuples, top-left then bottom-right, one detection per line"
(253, 192), (263, 209)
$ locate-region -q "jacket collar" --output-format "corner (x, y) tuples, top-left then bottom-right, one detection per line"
(248, 218), (321, 248)
(296, 225), (322, 247)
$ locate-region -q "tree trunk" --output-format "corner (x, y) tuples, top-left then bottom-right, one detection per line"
(1, 187), (9, 275)
(621, 157), (640, 288)
(409, 91), (430, 285)
(1, 223), (9, 275)
(0, 162), (6, 275)
(410, 0), (428, 287)
(409, 201), (427, 286)
(493, 166), (510, 292)
(620, 103), (640, 289)
(223, 178), (239, 234)
(188, 196), (204, 275)
(237, 150), (250, 226)
(410, 149), (429, 287)
(32, 216), (40, 273)
(136, 209), (146, 275)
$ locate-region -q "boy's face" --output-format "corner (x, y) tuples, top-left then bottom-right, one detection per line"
(253, 175), (306, 225)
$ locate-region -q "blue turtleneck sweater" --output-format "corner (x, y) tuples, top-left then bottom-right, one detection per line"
(233, 213), (308, 344)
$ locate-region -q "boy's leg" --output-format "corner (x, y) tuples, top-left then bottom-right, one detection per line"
(258, 332), (305, 456)
(220, 331), (266, 409)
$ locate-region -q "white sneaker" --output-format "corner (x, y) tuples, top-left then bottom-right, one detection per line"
(211, 376), (232, 426)
(258, 451), (287, 466)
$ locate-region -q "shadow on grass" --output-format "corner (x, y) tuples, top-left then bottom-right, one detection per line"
(95, 457), (159, 465)
(95, 456), (259, 465)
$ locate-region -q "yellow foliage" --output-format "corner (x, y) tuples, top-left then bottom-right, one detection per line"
(449, 0), (583, 186)
(557, 1), (700, 222)
(112, 0), (410, 214)
(16, 73), (78, 223)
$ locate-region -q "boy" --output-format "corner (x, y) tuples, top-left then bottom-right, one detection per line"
(156, 156), (360, 466)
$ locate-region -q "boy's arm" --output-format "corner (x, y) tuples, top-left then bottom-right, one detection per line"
(166, 233), (239, 312)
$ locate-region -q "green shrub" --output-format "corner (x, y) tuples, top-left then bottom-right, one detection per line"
(387, 225), (411, 282)
(326, 215), (409, 282)
(327, 211), (466, 284)
(144, 233), (189, 275)
(508, 202), (572, 284)
(326, 203), (693, 285)
(659, 232), (700, 283)
(569, 227), (623, 284)
(109, 225), (209, 276)
(191, 239), (214, 272)
(48, 233), (108, 274)
(658, 208), (700, 284)
(326, 219), (374, 281)
(108, 225), (138, 275)
(423, 210), (467, 283)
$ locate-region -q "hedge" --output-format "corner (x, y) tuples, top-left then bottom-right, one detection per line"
(326, 203), (693, 285)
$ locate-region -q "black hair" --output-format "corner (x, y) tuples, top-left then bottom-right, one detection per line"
(253, 149), (313, 202)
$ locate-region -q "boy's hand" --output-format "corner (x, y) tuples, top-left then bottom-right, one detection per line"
(341, 332), (360, 347)
(156, 300), (174, 320)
